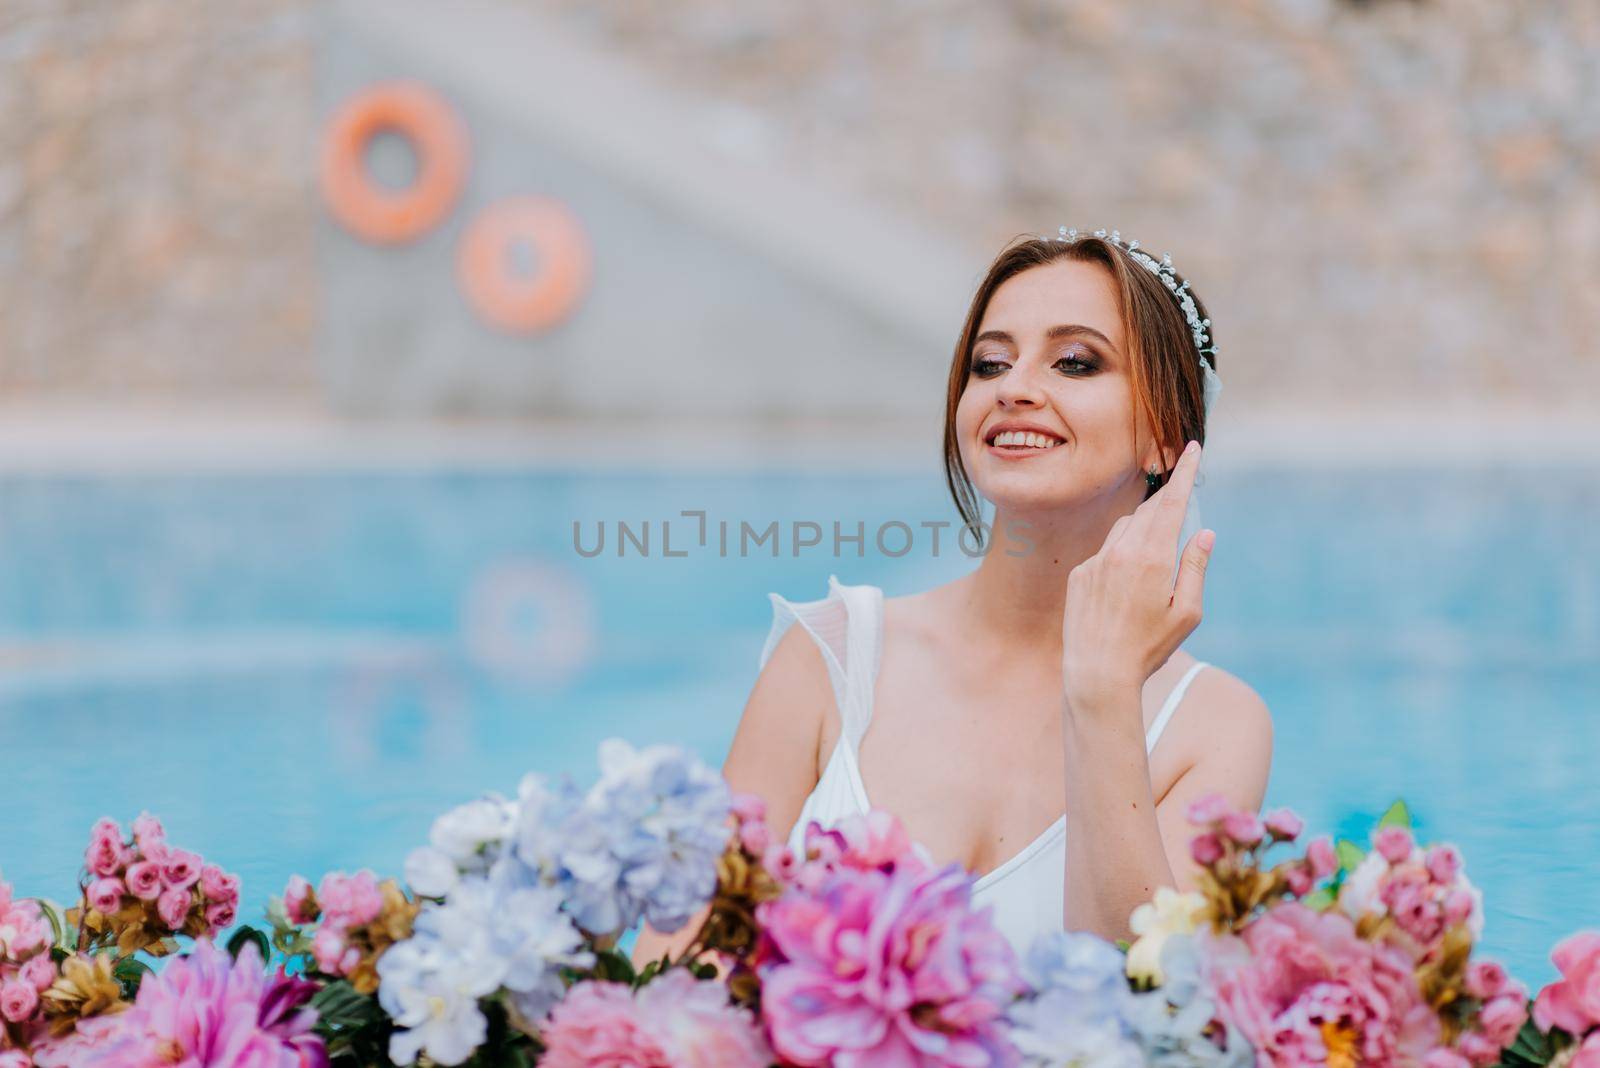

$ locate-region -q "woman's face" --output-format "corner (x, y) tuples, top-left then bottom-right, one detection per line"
(955, 257), (1154, 519)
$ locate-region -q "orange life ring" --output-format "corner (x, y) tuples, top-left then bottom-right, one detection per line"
(319, 81), (468, 244)
(456, 196), (592, 333)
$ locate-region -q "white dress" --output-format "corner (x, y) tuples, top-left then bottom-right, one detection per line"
(762, 573), (1210, 959)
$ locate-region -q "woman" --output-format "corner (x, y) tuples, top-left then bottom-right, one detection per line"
(632, 228), (1273, 967)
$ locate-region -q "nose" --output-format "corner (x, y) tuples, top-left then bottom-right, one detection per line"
(995, 359), (1046, 408)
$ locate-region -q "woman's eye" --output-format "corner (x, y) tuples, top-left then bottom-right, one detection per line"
(1055, 354), (1096, 374)
(971, 358), (1007, 378)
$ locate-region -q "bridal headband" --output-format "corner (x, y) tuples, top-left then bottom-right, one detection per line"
(1050, 226), (1223, 420)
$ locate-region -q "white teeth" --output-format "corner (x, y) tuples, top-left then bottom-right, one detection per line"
(992, 430), (1063, 449)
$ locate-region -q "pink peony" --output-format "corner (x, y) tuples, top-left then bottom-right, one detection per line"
(0, 1052), (30, 1068)
(1423, 1048), (1471, 1068)
(1456, 1030), (1501, 1066)
(1204, 902), (1439, 1066)
(124, 862), (163, 902)
(311, 927), (359, 976)
(68, 939), (326, 1068)
(755, 848), (1023, 1066)
(1572, 1033), (1600, 1068)
(1534, 931), (1600, 1036)
(541, 969), (771, 1067)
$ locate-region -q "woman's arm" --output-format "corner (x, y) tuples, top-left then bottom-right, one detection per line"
(1061, 670), (1272, 938)
(628, 625), (832, 972)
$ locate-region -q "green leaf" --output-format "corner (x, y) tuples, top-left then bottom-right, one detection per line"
(113, 957), (152, 998)
(1497, 1017), (1559, 1067)
(592, 948), (637, 984)
(1335, 839), (1366, 874)
(226, 925), (272, 963)
(35, 897), (70, 952)
(311, 980), (385, 1033)
(1300, 887), (1336, 911)
(1377, 798), (1412, 831)
(690, 960), (719, 980)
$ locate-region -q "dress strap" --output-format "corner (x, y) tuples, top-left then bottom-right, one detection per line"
(1145, 660), (1208, 754)
(759, 574), (882, 748)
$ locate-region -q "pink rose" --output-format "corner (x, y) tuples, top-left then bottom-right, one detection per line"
(140, 839), (170, 867)
(1444, 888), (1475, 926)
(1186, 792), (1231, 825)
(312, 926), (358, 975)
(83, 821), (124, 879)
(1426, 845), (1462, 885)
(160, 849), (202, 890)
(1479, 994), (1528, 1047)
(199, 865), (239, 903)
(1190, 832), (1223, 866)
(1222, 811), (1264, 846)
(157, 886), (192, 930)
(730, 792), (766, 824)
(131, 812), (165, 848)
(21, 954), (56, 992)
(761, 844), (799, 884)
(1535, 931), (1600, 1036)
(318, 871), (383, 929)
(87, 877), (124, 916)
(1284, 865), (1313, 897)
(1423, 1049), (1471, 1068)
(0, 979), (38, 1023)
(1263, 808), (1304, 840)
(1307, 836), (1339, 879)
(283, 875), (318, 924)
(1375, 825), (1415, 864)
(1465, 959), (1508, 1000)
(203, 901), (236, 931)
(124, 862), (163, 901)
(1457, 1030), (1501, 1066)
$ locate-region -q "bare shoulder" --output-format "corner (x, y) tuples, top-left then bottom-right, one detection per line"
(720, 624), (834, 841)
(1184, 663), (1273, 750)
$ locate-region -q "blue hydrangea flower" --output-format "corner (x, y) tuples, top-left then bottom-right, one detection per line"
(1008, 932), (1144, 1067)
(1123, 934), (1253, 1068)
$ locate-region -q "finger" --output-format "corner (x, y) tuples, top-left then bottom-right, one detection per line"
(1104, 513), (1134, 547)
(1171, 527), (1215, 618)
(1145, 440), (1203, 545)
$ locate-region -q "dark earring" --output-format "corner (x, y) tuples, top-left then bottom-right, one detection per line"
(1145, 467), (1161, 490)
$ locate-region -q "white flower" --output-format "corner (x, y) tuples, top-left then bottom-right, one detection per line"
(1337, 851), (1389, 920)
(429, 795), (517, 870)
(1126, 888), (1207, 986)
(377, 937), (498, 1067)
(404, 846), (459, 898)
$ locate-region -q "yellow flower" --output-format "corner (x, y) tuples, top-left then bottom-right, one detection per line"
(1126, 887), (1208, 986)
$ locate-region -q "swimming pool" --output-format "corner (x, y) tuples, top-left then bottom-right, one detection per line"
(1, 465), (1594, 983)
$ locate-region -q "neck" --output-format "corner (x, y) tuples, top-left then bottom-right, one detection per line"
(958, 505), (1121, 655)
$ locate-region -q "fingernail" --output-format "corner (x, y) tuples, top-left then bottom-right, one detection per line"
(1185, 440), (1198, 455)
(1198, 529), (1215, 551)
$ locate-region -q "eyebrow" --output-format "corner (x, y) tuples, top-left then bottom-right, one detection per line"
(973, 324), (1119, 354)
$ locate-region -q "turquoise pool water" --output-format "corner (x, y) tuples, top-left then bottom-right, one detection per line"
(0, 467), (1595, 983)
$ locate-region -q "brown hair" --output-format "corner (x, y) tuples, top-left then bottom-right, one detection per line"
(941, 234), (1217, 540)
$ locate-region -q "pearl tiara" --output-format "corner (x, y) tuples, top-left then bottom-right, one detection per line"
(1052, 226), (1222, 418)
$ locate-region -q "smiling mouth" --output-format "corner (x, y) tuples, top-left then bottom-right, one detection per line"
(986, 429), (1066, 453)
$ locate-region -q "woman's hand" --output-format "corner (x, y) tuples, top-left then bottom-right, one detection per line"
(1061, 440), (1214, 715)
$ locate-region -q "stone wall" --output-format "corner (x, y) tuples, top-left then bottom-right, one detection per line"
(2, 0), (1595, 410)
(0, 0), (316, 398)
(532, 0), (1600, 408)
